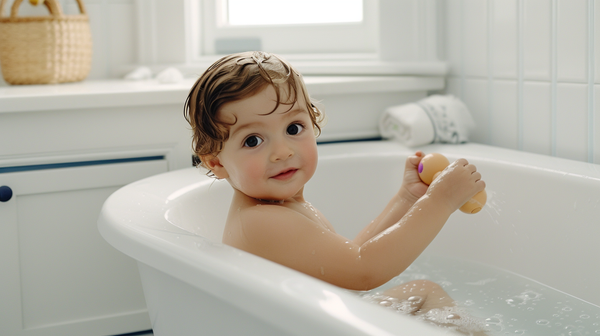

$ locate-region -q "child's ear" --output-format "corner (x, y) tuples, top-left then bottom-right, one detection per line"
(200, 154), (229, 179)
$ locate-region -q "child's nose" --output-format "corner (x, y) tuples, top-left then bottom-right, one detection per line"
(270, 141), (294, 162)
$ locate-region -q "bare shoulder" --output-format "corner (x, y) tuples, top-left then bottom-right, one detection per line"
(228, 203), (331, 257)
(240, 203), (323, 235)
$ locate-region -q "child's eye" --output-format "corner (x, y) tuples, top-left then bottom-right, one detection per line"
(243, 135), (263, 148)
(287, 123), (304, 135)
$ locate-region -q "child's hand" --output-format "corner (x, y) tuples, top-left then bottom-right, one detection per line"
(400, 151), (429, 202)
(426, 158), (485, 213)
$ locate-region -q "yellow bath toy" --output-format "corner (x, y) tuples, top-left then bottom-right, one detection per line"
(418, 153), (487, 214)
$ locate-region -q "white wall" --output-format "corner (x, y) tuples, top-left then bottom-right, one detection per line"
(443, 0), (599, 164)
(2, 0), (599, 164)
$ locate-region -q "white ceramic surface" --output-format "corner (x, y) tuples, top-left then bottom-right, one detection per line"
(98, 140), (600, 336)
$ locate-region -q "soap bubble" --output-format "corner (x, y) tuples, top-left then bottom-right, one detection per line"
(485, 315), (504, 332)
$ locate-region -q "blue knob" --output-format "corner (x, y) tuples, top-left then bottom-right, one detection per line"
(0, 186), (13, 202)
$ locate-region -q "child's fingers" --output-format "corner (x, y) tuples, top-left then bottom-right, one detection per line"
(452, 158), (469, 168)
(465, 163), (477, 174)
(407, 151), (424, 166)
(450, 159), (485, 190)
(477, 179), (486, 190)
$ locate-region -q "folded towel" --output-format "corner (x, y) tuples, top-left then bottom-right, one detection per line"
(379, 95), (475, 147)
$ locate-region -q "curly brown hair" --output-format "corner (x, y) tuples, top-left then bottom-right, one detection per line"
(184, 51), (325, 169)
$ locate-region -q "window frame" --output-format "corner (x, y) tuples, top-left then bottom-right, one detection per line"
(194, 0), (379, 57)
(134, 0), (447, 76)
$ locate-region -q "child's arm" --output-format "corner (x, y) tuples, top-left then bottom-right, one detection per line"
(353, 151), (428, 246)
(232, 157), (485, 290)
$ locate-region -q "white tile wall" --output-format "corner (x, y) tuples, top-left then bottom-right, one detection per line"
(461, 79), (490, 143)
(491, 80), (519, 149)
(492, 0), (518, 79)
(596, 0), (600, 83)
(522, 82), (552, 155)
(556, 83), (588, 161)
(463, 0), (489, 78)
(523, 0), (551, 81)
(556, 0), (588, 83)
(445, 0), (599, 164)
(595, 86), (600, 161)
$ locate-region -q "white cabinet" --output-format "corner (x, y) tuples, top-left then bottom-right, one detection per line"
(0, 160), (167, 335)
(0, 80), (194, 335)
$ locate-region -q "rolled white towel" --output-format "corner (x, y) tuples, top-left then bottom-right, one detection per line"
(156, 67), (184, 84)
(124, 66), (152, 80)
(379, 95), (475, 147)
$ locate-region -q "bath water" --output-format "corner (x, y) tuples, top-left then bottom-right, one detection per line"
(359, 254), (600, 335)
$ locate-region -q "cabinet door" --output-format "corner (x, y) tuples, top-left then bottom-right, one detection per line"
(0, 159), (167, 336)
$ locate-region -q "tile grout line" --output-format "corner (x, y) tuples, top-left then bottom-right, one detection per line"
(517, 0), (525, 151)
(488, 0), (494, 146)
(460, 0), (466, 102)
(551, 0), (558, 157)
(588, 0), (595, 163)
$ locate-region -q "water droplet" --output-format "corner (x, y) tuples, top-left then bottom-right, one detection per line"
(581, 314), (590, 319)
(536, 319), (549, 325)
(563, 306), (573, 312)
(446, 314), (460, 320)
(379, 300), (392, 307)
(486, 316), (502, 325)
(564, 325), (583, 336)
(506, 297), (525, 306)
(408, 296), (423, 303)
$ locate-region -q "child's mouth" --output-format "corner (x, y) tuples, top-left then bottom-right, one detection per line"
(272, 168), (298, 180)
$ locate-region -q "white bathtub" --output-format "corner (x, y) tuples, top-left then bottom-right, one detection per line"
(98, 141), (600, 335)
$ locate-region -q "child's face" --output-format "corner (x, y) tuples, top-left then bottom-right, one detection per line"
(209, 84), (318, 201)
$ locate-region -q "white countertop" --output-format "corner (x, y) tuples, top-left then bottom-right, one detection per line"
(0, 76), (444, 113)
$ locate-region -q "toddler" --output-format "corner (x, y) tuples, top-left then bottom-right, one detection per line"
(184, 51), (485, 318)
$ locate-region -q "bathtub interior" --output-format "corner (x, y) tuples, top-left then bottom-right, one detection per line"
(165, 141), (600, 308)
(101, 140), (600, 335)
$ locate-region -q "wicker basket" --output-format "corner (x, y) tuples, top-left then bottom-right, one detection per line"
(0, 0), (92, 85)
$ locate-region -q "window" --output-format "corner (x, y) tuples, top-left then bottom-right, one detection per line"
(195, 0), (379, 57)
(225, 0), (363, 26)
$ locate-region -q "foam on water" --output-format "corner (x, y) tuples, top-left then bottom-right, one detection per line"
(358, 255), (600, 335)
